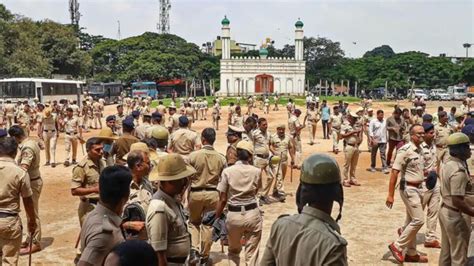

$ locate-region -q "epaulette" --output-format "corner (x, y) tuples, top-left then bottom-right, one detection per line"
(102, 215), (115, 233)
(398, 143), (411, 151)
(149, 199), (166, 213)
(77, 158), (88, 168)
(324, 223), (348, 246)
(277, 214), (290, 219)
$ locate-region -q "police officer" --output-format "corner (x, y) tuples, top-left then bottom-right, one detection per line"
(0, 137), (36, 265)
(435, 111), (454, 168)
(269, 124), (295, 196)
(254, 118), (276, 204)
(4, 100), (15, 129)
(225, 125), (244, 166)
(156, 101), (167, 125)
(167, 106), (180, 133)
(105, 115), (116, 134)
(215, 140), (262, 266)
(146, 154), (196, 266)
(115, 105), (126, 136)
(71, 137), (106, 226)
(63, 107), (83, 167)
(231, 105), (245, 128)
(16, 104), (31, 137)
(212, 99), (220, 131)
(386, 124), (428, 263)
(188, 128), (226, 265)
(8, 126), (43, 255)
(438, 133), (474, 265)
(112, 118), (139, 165)
(78, 166), (131, 265)
(39, 107), (59, 168)
(169, 116), (201, 159)
(340, 113), (362, 187)
(92, 100), (102, 129)
(134, 114), (152, 140)
(288, 109), (304, 167)
(328, 106), (343, 154)
(304, 101), (320, 145)
(261, 153), (348, 265)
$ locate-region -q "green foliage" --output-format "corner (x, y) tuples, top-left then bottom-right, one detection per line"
(363, 45), (395, 58)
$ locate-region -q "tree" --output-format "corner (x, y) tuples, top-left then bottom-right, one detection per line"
(363, 45), (395, 58)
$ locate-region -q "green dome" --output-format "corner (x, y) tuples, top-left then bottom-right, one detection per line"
(259, 48), (269, 55)
(295, 20), (304, 27)
(221, 16), (230, 25)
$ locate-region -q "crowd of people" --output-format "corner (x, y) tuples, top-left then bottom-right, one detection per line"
(0, 93), (473, 265)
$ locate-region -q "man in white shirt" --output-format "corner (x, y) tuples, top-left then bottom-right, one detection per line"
(369, 109), (389, 173)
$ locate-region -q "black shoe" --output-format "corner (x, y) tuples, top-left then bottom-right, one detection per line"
(259, 196), (270, 205)
(189, 249), (200, 265)
(51, 163), (56, 168)
(200, 257), (212, 266)
(72, 160), (77, 165)
(64, 161), (70, 167)
(44, 161), (50, 166)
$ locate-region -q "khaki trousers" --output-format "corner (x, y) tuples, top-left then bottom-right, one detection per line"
(332, 129), (340, 151)
(226, 208), (262, 266)
(439, 205), (470, 266)
(65, 134), (78, 162)
(422, 183), (441, 242)
(82, 116), (89, 131)
(28, 179), (42, 246)
(255, 158), (275, 197)
(291, 136), (302, 167)
(436, 147), (448, 169)
(0, 216), (22, 266)
(93, 113), (102, 129)
(212, 114), (219, 130)
(78, 200), (96, 226)
(395, 186), (425, 256)
(343, 145), (359, 182)
(42, 131), (57, 164)
(5, 114), (14, 129)
(188, 191), (218, 258)
(308, 122), (317, 144)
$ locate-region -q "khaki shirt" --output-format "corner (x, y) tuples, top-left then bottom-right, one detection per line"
(188, 146), (227, 189)
(42, 114), (57, 131)
(145, 124), (168, 139)
(4, 104), (15, 115)
(16, 110), (30, 126)
(413, 115), (423, 125)
(170, 128), (200, 155)
(226, 141), (240, 166)
(392, 142), (424, 183)
(71, 156), (106, 199)
(168, 113), (180, 133)
(92, 102), (101, 114)
(127, 179), (153, 214)
(306, 109), (320, 123)
(115, 113), (126, 129)
(64, 116), (79, 134)
(386, 116), (405, 141)
(253, 129), (270, 156)
(441, 156), (473, 209)
(0, 157), (32, 214)
(341, 123), (360, 145)
(156, 105), (167, 115)
(112, 134), (140, 164)
(270, 133), (293, 162)
(146, 190), (190, 258)
(261, 206), (348, 266)
(421, 142), (437, 172)
(134, 122), (151, 140)
(17, 138), (41, 179)
(139, 105), (150, 116)
(231, 114), (245, 128)
(79, 203), (124, 265)
(288, 115), (301, 136)
(435, 123), (453, 148)
(70, 104), (80, 117)
(329, 114), (343, 130)
(217, 161), (261, 206)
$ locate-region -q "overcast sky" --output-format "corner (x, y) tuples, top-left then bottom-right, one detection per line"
(2, 0), (473, 58)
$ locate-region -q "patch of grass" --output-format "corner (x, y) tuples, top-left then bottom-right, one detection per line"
(149, 95), (362, 108)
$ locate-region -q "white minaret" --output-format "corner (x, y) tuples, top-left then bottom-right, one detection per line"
(294, 19), (304, 61)
(221, 16), (231, 60)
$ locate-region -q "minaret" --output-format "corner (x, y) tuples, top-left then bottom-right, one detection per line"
(295, 19), (304, 61)
(221, 16), (231, 60)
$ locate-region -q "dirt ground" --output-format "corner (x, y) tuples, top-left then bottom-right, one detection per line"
(17, 100), (457, 265)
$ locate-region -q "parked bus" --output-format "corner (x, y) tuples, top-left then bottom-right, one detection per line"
(88, 82), (123, 104)
(447, 85), (466, 100)
(131, 81), (157, 98)
(0, 78), (84, 104)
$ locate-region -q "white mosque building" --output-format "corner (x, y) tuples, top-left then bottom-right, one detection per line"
(218, 16), (306, 96)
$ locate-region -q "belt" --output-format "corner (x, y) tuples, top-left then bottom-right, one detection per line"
(43, 129), (56, 132)
(406, 181), (423, 188)
(436, 145), (446, 149)
(255, 154), (269, 159)
(190, 187), (217, 192)
(167, 257), (187, 264)
(441, 203), (460, 212)
(30, 176), (41, 182)
(346, 143), (357, 147)
(65, 132), (78, 135)
(81, 198), (99, 205)
(228, 203), (258, 212)
(0, 212), (17, 218)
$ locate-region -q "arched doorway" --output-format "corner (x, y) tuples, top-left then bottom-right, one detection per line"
(255, 74), (274, 94)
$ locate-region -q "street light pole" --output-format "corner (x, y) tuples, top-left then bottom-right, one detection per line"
(463, 43), (473, 58)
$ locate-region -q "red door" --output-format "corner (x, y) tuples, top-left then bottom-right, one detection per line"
(255, 74), (274, 94)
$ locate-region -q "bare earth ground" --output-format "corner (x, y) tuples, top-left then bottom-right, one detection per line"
(17, 100), (456, 265)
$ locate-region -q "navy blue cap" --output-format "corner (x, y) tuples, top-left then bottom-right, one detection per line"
(0, 129), (7, 138)
(151, 112), (162, 119)
(131, 110), (140, 117)
(422, 114), (433, 121)
(465, 118), (474, 125)
(178, 116), (189, 126)
(122, 118), (135, 129)
(106, 115), (116, 122)
(462, 124), (474, 136)
(422, 122), (434, 133)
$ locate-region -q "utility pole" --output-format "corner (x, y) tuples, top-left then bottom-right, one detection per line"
(463, 43), (473, 58)
(69, 0), (81, 30)
(157, 0), (171, 34)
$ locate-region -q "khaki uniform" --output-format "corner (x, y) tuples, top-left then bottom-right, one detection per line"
(81, 103), (91, 131)
(231, 114), (245, 128)
(467, 145), (474, 261)
(139, 105), (150, 117)
(156, 105), (166, 125)
(4, 104), (15, 129)
(16, 110), (31, 136)
(146, 190), (191, 265)
(420, 142), (440, 243)
(0, 158), (32, 265)
(212, 103), (220, 130)
(341, 123), (361, 183)
(64, 116), (80, 162)
(402, 116), (413, 143)
(17, 138), (42, 246)
(329, 113), (343, 151)
(435, 123), (454, 167)
(185, 107), (194, 125)
(71, 157), (106, 226)
(112, 134), (139, 165)
(70, 104), (80, 118)
(126, 179), (153, 240)
(168, 113), (180, 133)
(261, 206), (348, 266)
(269, 133), (293, 192)
(254, 129), (275, 197)
(217, 161), (262, 266)
(92, 102), (102, 129)
(439, 156), (472, 265)
(306, 108), (320, 144)
(41, 113), (58, 164)
(115, 113), (126, 136)
(288, 115), (302, 166)
(188, 146), (226, 259)
(145, 124), (168, 139)
(134, 122), (151, 140)
(169, 128), (200, 157)
(413, 115), (423, 125)
(392, 142), (425, 256)
(226, 140), (240, 167)
(79, 204), (125, 265)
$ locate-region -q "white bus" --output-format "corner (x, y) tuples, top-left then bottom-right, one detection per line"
(447, 85), (467, 101)
(0, 78), (85, 104)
